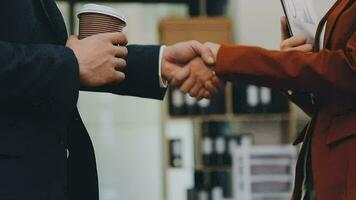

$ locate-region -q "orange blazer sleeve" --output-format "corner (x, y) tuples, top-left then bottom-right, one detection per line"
(215, 32), (356, 97)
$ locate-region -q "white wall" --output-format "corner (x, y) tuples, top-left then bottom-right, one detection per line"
(228, 0), (284, 49)
(165, 120), (195, 200)
(228, 0), (337, 49)
(57, 2), (188, 200)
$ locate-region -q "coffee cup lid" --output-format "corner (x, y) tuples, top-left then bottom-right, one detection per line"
(78, 4), (127, 26)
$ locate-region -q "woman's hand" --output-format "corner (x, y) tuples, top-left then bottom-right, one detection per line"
(280, 17), (313, 52)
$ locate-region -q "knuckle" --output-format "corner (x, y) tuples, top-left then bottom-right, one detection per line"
(113, 73), (122, 81)
(190, 40), (199, 45)
(121, 59), (127, 67)
(190, 72), (197, 79)
(121, 33), (128, 41)
(176, 76), (184, 83)
(123, 47), (128, 55)
(179, 87), (187, 93)
(119, 74), (126, 81)
(204, 81), (211, 88)
(189, 92), (197, 97)
(110, 58), (118, 67)
(280, 42), (287, 50)
(120, 47), (128, 57)
(110, 47), (117, 55)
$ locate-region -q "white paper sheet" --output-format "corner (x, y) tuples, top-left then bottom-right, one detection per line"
(281, 0), (319, 44)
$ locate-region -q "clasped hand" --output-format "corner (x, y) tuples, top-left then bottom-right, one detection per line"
(161, 41), (223, 100)
(66, 32), (223, 100)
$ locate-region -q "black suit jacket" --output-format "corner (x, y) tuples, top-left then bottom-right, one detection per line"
(0, 1), (166, 200)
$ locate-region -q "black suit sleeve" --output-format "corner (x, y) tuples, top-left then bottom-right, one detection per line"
(0, 41), (79, 110)
(81, 45), (167, 100)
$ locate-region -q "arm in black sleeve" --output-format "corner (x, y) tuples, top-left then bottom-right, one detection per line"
(0, 41), (79, 110)
(81, 45), (167, 100)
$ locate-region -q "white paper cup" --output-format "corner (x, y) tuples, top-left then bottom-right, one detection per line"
(77, 4), (127, 39)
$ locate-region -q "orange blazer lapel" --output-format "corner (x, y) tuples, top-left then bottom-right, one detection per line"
(323, 0), (353, 48)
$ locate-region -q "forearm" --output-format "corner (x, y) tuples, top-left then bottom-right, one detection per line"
(216, 35), (356, 97)
(81, 45), (166, 100)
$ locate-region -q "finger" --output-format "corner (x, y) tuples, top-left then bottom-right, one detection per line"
(293, 44), (313, 52)
(189, 82), (203, 97)
(188, 59), (216, 85)
(179, 76), (196, 93)
(204, 91), (211, 99)
(170, 67), (190, 87)
(196, 89), (206, 101)
(281, 35), (308, 50)
(113, 46), (128, 58)
(190, 41), (215, 65)
(212, 76), (224, 88)
(280, 16), (290, 40)
(291, 35), (308, 46)
(113, 58), (127, 71)
(205, 80), (218, 94)
(204, 42), (220, 59)
(111, 71), (126, 84)
(102, 32), (128, 46)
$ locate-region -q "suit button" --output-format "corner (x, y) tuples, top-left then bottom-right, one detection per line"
(66, 149), (70, 159)
(310, 93), (316, 105)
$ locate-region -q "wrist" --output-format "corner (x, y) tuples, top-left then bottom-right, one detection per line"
(79, 65), (91, 86)
(161, 47), (172, 81)
(204, 42), (220, 61)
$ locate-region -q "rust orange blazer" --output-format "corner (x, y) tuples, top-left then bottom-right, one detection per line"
(215, 0), (356, 199)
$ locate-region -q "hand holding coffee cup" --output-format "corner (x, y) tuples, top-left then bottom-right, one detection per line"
(66, 4), (128, 87)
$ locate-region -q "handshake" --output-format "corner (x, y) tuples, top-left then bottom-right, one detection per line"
(66, 32), (223, 100)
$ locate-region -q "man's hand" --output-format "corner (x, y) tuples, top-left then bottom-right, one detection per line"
(66, 32), (128, 87)
(161, 40), (223, 99)
(280, 17), (313, 52)
(204, 42), (221, 60)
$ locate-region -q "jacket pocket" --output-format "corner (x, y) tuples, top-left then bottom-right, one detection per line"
(0, 119), (29, 156)
(327, 111), (356, 145)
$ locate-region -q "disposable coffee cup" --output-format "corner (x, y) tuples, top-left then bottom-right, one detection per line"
(77, 4), (127, 39)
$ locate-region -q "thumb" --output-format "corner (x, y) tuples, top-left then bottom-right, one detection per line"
(190, 41), (215, 65)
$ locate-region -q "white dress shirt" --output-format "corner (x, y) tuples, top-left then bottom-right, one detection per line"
(158, 46), (168, 88)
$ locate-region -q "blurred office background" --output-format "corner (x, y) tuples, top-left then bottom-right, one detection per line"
(55, 0), (333, 200)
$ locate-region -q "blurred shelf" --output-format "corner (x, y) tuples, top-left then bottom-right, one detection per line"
(250, 175), (292, 182)
(252, 193), (291, 199)
(195, 165), (232, 172)
(167, 113), (291, 122)
(167, 166), (232, 172)
(57, 0), (188, 3)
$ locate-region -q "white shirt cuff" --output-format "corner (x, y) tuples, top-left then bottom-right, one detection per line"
(159, 45), (168, 88)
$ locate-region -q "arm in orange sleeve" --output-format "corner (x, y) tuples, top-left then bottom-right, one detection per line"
(215, 32), (356, 97)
